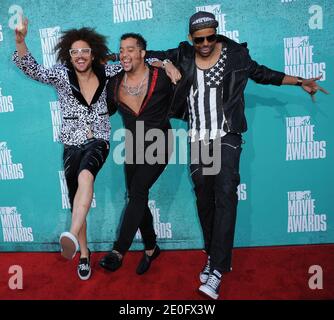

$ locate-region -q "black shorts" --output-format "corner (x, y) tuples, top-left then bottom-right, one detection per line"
(63, 138), (110, 208)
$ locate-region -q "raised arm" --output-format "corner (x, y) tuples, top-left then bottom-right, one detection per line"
(13, 18), (65, 86)
(15, 17), (28, 58)
(106, 48), (182, 84)
(104, 63), (123, 78)
(145, 47), (179, 63)
(248, 52), (328, 102)
(281, 75), (329, 102)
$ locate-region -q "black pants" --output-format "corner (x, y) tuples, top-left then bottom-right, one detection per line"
(190, 133), (242, 273)
(63, 138), (110, 209)
(113, 129), (173, 255)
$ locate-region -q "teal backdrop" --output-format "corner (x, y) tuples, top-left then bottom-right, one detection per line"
(0, 0), (333, 252)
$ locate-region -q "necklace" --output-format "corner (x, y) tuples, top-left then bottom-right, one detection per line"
(122, 69), (148, 96)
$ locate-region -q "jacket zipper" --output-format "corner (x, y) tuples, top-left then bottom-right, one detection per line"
(220, 76), (231, 132)
(221, 142), (239, 149)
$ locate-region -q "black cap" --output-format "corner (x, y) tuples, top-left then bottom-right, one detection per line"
(189, 11), (219, 34)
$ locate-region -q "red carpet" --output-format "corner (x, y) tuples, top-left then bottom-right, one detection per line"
(0, 244), (333, 300)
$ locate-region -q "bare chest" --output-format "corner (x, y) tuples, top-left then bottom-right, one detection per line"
(79, 76), (99, 106)
(119, 80), (148, 114)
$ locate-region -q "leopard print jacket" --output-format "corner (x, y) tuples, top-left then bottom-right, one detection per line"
(13, 50), (122, 146)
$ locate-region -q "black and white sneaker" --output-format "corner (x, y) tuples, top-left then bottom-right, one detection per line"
(199, 256), (210, 284)
(59, 231), (79, 260)
(199, 269), (222, 300)
(77, 249), (91, 280)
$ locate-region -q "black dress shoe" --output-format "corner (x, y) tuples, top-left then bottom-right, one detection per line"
(99, 251), (122, 272)
(136, 245), (161, 275)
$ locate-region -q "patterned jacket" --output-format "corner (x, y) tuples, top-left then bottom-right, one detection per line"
(13, 51), (122, 145)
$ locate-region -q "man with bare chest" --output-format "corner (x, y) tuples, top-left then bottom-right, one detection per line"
(99, 33), (175, 275)
(13, 20), (123, 280)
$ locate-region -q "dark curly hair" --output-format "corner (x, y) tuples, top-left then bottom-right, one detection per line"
(54, 27), (110, 67)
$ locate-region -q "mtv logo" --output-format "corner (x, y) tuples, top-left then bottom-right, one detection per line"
(7, 207), (17, 215)
(295, 191), (311, 200)
(40, 26), (60, 39)
(196, 4), (221, 15)
(0, 141), (7, 150)
(292, 36), (309, 47)
(47, 26), (60, 38)
(294, 116), (311, 126)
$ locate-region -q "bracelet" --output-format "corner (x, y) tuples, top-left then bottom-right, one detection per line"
(162, 59), (172, 69)
(296, 76), (303, 86)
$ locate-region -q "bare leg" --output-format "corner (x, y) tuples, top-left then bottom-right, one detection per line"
(70, 169), (94, 252)
(78, 221), (89, 258)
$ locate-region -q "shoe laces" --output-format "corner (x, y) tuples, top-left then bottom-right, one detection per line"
(78, 260), (90, 271)
(207, 271), (221, 290)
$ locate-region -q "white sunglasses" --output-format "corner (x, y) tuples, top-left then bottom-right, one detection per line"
(69, 48), (92, 57)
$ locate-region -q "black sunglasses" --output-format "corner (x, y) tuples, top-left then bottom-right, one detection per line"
(193, 34), (217, 45)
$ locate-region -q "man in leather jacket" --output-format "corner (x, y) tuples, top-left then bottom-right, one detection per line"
(146, 11), (327, 300)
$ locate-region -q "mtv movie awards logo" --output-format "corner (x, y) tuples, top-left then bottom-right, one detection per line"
(113, 0), (153, 23)
(287, 191), (327, 233)
(286, 116), (326, 161)
(0, 88), (14, 113)
(50, 101), (61, 142)
(284, 36), (326, 80)
(136, 200), (172, 240)
(58, 171), (96, 209)
(39, 26), (61, 68)
(0, 142), (24, 180)
(196, 4), (240, 42)
(0, 207), (34, 242)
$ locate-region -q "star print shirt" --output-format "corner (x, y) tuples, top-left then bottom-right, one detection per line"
(189, 48), (228, 142)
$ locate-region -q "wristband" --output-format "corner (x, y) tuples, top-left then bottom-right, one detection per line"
(296, 76), (303, 86)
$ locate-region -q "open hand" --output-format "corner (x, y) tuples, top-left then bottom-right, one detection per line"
(301, 75), (329, 102)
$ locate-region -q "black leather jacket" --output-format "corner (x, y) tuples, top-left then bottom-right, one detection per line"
(146, 35), (286, 133)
